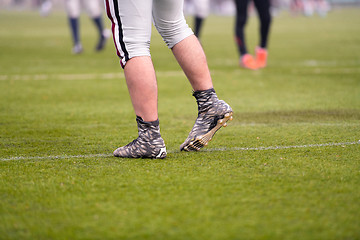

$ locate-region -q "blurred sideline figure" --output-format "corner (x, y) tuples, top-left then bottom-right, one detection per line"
(290, 0), (330, 17)
(302, 0), (330, 17)
(192, 0), (210, 39)
(39, 0), (52, 16)
(234, 0), (272, 70)
(65, 0), (109, 54)
(184, 0), (235, 40)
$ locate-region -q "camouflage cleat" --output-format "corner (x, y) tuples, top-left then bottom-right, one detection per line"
(180, 88), (233, 152)
(114, 116), (167, 159)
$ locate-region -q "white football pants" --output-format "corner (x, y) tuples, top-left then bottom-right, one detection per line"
(104, 0), (194, 67)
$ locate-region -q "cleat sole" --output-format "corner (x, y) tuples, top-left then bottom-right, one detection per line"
(182, 111), (233, 152)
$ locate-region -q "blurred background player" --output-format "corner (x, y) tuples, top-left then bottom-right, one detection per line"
(39, 0), (52, 16)
(192, 0), (210, 39)
(65, 0), (108, 54)
(185, 0), (235, 40)
(302, 0), (330, 17)
(234, 0), (272, 69)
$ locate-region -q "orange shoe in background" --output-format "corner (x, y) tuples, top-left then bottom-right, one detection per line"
(255, 47), (268, 68)
(240, 54), (258, 70)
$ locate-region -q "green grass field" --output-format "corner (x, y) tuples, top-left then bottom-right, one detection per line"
(0, 7), (360, 240)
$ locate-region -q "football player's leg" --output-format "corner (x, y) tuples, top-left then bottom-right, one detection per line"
(253, 0), (272, 68)
(86, 0), (108, 51)
(254, 0), (272, 49)
(65, 0), (82, 53)
(234, 0), (258, 69)
(234, 0), (249, 56)
(153, 0), (211, 91)
(105, 0), (157, 120)
(193, 0), (210, 38)
(104, 0), (166, 158)
(153, 0), (233, 151)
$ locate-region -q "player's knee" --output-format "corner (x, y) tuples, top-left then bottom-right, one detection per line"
(236, 16), (247, 27)
(117, 41), (151, 68)
(259, 12), (272, 23)
(155, 19), (193, 49)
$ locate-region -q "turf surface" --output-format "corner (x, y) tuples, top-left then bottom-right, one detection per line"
(0, 8), (359, 240)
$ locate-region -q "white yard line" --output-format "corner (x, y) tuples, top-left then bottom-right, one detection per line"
(1, 141), (359, 162)
(0, 73), (123, 81)
(0, 71), (186, 81)
(203, 141), (360, 152)
(235, 122), (360, 127)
